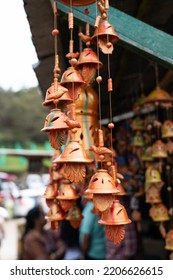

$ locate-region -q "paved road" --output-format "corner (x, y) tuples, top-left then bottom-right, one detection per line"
(0, 218), (25, 260)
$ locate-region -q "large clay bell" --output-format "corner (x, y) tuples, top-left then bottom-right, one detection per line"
(42, 83), (73, 107)
(162, 120), (173, 138)
(149, 203), (170, 222)
(165, 229), (173, 251)
(57, 183), (79, 211)
(60, 0), (96, 6)
(60, 67), (85, 100)
(91, 20), (119, 54)
(66, 204), (83, 229)
(53, 141), (93, 183)
(152, 140), (167, 158)
(98, 199), (132, 225)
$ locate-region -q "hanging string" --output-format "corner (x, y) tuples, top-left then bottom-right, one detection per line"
(52, 1), (60, 108)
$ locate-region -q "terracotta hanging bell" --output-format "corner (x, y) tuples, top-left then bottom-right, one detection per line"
(98, 199), (132, 226)
(76, 48), (103, 84)
(152, 140), (167, 158)
(149, 203), (170, 222)
(90, 20), (119, 54)
(57, 183), (79, 211)
(41, 109), (70, 150)
(43, 182), (58, 200)
(145, 167), (162, 185)
(85, 169), (120, 211)
(161, 120), (173, 139)
(53, 141), (93, 183)
(66, 204), (83, 229)
(145, 185), (162, 204)
(46, 201), (66, 222)
(60, 66), (85, 100)
(42, 83), (73, 107)
(145, 86), (173, 104)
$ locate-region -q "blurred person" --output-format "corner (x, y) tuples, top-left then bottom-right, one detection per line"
(79, 199), (106, 260)
(60, 220), (81, 260)
(20, 205), (66, 260)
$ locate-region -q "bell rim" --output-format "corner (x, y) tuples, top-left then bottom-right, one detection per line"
(98, 218), (132, 225)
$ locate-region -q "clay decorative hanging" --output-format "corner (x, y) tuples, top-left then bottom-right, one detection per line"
(145, 185), (162, 204)
(98, 200), (131, 244)
(75, 47), (103, 84)
(145, 86), (173, 106)
(42, 82), (73, 109)
(149, 203), (170, 222)
(45, 201), (66, 230)
(56, 182), (79, 211)
(85, 169), (119, 212)
(60, 66), (85, 100)
(66, 204), (83, 228)
(53, 140), (93, 183)
(161, 120), (173, 139)
(41, 108), (70, 150)
(152, 139), (168, 159)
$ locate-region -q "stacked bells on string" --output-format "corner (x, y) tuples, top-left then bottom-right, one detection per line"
(59, 0), (96, 6)
(60, 66), (85, 100)
(42, 83), (73, 108)
(66, 204), (83, 229)
(56, 182), (79, 212)
(90, 20), (119, 54)
(46, 201), (66, 230)
(41, 109), (71, 150)
(161, 120), (173, 139)
(75, 48), (103, 84)
(152, 140), (167, 158)
(165, 229), (173, 251)
(98, 199), (131, 245)
(85, 169), (120, 212)
(53, 141), (93, 183)
(149, 203), (170, 222)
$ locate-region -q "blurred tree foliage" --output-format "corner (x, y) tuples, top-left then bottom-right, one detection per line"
(0, 87), (49, 146)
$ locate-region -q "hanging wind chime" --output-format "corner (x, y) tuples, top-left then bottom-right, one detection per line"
(41, 0), (131, 245)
